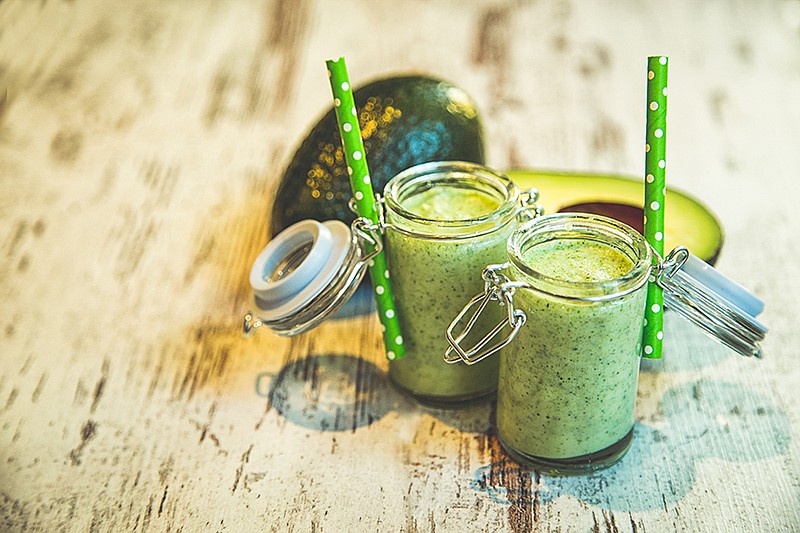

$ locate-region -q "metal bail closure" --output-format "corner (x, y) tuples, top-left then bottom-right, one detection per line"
(444, 264), (527, 365)
(657, 247), (768, 358)
(243, 218), (382, 337)
(516, 187), (544, 222)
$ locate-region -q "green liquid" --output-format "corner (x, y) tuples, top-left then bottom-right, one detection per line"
(386, 186), (509, 404)
(524, 240), (635, 282)
(401, 187), (500, 220)
(498, 239), (646, 471)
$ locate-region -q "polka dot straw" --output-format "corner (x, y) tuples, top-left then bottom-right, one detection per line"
(326, 57), (405, 360)
(643, 56), (668, 359)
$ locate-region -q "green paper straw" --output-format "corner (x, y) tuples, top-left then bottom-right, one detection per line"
(643, 55), (668, 359)
(326, 57), (405, 361)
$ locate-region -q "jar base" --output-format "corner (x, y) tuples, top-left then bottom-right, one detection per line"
(388, 375), (496, 409)
(498, 426), (634, 476)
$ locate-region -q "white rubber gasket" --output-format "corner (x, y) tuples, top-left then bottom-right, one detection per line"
(250, 220), (351, 321)
(250, 220), (331, 302)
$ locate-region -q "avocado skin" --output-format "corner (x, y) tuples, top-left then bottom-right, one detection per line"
(271, 75), (485, 236)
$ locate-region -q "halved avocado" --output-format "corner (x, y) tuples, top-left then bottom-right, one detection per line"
(506, 170), (724, 265)
(271, 75), (485, 236)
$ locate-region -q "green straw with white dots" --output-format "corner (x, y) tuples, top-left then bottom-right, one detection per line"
(326, 57), (405, 361)
(642, 56), (668, 359)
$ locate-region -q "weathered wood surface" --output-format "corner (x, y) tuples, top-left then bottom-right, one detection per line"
(2, 0), (800, 531)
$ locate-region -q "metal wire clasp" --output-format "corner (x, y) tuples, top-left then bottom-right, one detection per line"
(444, 264), (528, 365)
(516, 188), (544, 222)
(351, 217), (383, 260)
(656, 245), (689, 280)
(349, 195), (389, 235)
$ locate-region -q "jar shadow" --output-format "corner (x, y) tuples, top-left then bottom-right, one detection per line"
(266, 352), (494, 434)
(267, 353), (398, 432)
(470, 379), (790, 512)
(396, 394), (495, 435)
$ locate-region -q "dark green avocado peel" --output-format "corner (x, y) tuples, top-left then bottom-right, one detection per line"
(271, 75), (486, 236)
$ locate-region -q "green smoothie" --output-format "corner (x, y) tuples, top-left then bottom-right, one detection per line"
(400, 187), (500, 220)
(497, 238), (647, 470)
(385, 185), (513, 404)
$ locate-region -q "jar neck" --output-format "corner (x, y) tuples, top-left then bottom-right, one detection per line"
(383, 161), (519, 239)
(508, 213), (652, 301)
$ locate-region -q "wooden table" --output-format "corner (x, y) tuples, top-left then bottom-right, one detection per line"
(2, 1), (799, 531)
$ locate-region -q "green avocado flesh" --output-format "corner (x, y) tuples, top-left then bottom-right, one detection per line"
(271, 75), (486, 236)
(506, 170), (724, 265)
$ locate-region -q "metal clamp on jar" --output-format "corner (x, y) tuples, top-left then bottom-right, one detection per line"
(444, 213), (767, 474)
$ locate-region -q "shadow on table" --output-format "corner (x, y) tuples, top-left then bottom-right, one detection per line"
(261, 284), (387, 432)
(265, 352), (494, 434)
(472, 379), (790, 511)
(266, 353), (399, 432)
(264, 302), (785, 511)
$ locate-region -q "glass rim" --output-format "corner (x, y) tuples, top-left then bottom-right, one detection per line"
(508, 213), (653, 300)
(383, 161), (519, 239)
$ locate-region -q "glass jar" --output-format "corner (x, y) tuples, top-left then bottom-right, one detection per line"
(382, 161), (521, 405)
(445, 212), (767, 474)
(498, 214), (650, 473)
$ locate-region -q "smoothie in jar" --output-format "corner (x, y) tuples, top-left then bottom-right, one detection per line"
(383, 162), (519, 405)
(496, 214), (650, 473)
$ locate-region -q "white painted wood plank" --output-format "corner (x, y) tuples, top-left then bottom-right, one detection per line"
(1, 0), (798, 531)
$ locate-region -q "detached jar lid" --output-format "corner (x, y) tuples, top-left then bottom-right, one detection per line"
(245, 219), (375, 336)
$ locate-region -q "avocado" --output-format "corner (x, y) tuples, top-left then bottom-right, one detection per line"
(271, 75), (486, 236)
(506, 170), (724, 265)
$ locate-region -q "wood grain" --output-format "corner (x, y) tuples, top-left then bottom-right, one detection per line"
(1, 0), (799, 531)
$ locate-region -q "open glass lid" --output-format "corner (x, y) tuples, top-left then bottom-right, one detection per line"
(243, 218), (381, 337)
(657, 247), (767, 358)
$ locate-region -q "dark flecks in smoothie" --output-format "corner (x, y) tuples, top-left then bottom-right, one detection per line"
(498, 238), (647, 463)
(386, 185), (511, 401)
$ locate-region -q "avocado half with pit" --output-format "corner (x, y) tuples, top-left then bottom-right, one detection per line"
(506, 170), (724, 265)
(271, 75), (485, 236)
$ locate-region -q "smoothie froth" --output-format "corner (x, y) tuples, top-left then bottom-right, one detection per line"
(401, 186), (500, 220)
